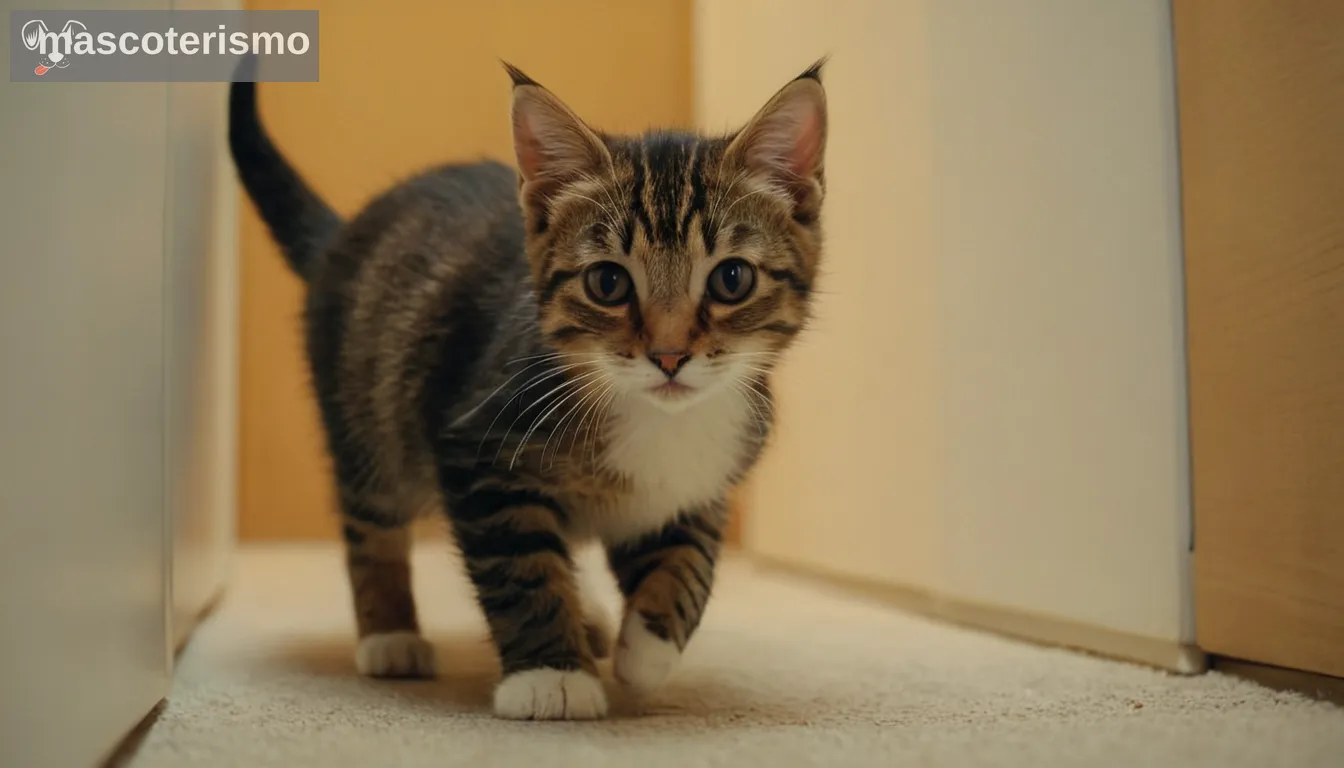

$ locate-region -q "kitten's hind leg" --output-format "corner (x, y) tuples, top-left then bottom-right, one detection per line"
(342, 508), (437, 679)
(450, 488), (607, 720)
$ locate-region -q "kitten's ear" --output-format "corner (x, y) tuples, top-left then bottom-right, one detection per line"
(506, 63), (610, 207)
(724, 59), (828, 212)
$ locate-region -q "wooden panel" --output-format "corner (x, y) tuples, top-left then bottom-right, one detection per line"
(1212, 658), (1344, 707)
(240, 1), (692, 539)
(1176, 0), (1344, 678)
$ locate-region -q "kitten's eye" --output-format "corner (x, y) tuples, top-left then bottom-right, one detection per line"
(583, 262), (633, 306)
(706, 259), (756, 304)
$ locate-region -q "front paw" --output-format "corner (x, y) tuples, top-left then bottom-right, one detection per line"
(614, 612), (681, 694)
(584, 619), (612, 659)
(355, 631), (437, 679)
(493, 668), (609, 720)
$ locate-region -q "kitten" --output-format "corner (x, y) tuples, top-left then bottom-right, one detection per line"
(228, 58), (827, 720)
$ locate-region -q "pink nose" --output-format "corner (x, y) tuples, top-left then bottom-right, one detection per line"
(649, 351), (691, 377)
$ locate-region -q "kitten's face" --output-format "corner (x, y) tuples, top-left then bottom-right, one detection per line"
(508, 63), (827, 412)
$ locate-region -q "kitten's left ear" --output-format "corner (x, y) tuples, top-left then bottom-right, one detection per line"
(724, 59), (828, 212)
(505, 62), (611, 213)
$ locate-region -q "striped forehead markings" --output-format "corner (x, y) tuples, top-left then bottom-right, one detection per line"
(622, 133), (714, 251)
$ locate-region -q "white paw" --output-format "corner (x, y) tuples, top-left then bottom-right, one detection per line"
(614, 612), (681, 694)
(493, 668), (608, 720)
(355, 631), (437, 679)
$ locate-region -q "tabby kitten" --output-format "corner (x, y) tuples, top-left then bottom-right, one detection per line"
(229, 59), (827, 720)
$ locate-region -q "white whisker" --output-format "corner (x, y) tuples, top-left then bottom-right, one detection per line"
(575, 172), (626, 223)
(504, 351), (604, 368)
(739, 379), (775, 420)
(561, 185), (622, 236)
(511, 369), (608, 470)
(458, 357), (594, 427)
(476, 361), (596, 460)
(720, 186), (777, 223)
(707, 169), (750, 229)
(588, 386), (622, 467)
(731, 382), (769, 431)
(489, 371), (595, 465)
(566, 380), (615, 461)
(542, 375), (611, 470)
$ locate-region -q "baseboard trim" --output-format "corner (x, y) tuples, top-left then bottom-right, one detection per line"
(935, 592), (1206, 675)
(101, 699), (165, 768)
(749, 554), (1206, 675)
(173, 584), (227, 656)
(1212, 657), (1344, 705)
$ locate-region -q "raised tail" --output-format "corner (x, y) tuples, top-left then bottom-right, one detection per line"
(228, 57), (341, 281)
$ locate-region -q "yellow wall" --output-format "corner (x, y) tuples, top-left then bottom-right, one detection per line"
(240, 1), (691, 539)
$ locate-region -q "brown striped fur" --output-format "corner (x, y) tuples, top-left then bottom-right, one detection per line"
(229, 58), (827, 719)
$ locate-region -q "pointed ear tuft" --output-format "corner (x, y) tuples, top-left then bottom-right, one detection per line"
(501, 61), (539, 88)
(797, 55), (829, 83)
(725, 64), (828, 211)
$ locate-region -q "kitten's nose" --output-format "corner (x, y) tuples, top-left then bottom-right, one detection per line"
(649, 351), (692, 378)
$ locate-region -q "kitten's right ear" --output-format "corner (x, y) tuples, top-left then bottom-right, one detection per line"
(723, 59), (828, 214)
(505, 63), (610, 210)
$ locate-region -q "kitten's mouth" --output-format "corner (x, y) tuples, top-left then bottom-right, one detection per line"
(650, 381), (695, 398)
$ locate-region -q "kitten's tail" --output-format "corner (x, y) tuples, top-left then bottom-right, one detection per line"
(228, 56), (341, 281)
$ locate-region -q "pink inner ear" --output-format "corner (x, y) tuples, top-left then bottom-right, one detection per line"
(512, 109), (549, 182)
(744, 85), (825, 188)
(787, 109), (823, 178)
(511, 88), (604, 186)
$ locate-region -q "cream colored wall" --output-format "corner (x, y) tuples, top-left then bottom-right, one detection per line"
(696, 0), (939, 589)
(0, 3), (240, 760)
(164, 68), (238, 647)
(697, 0), (1193, 655)
(0, 32), (173, 768)
(926, 1), (1190, 647)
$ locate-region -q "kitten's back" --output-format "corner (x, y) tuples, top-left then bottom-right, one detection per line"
(306, 160), (537, 502)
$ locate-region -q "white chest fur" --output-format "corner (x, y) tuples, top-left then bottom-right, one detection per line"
(585, 387), (751, 544)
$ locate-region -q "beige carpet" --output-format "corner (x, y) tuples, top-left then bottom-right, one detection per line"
(131, 543), (1343, 767)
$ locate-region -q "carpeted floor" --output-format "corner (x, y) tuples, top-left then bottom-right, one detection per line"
(131, 543), (1343, 767)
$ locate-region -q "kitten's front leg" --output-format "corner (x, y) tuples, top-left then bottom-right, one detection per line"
(605, 507), (724, 694)
(450, 487), (607, 720)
